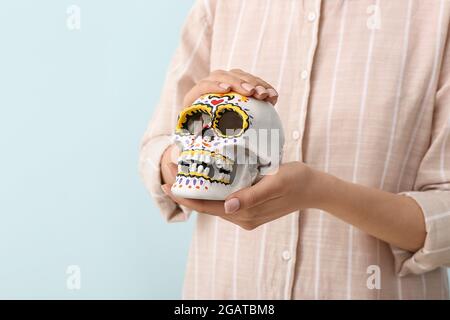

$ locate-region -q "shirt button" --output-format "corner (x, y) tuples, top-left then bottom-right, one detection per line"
(292, 130), (300, 140)
(301, 70), (308, 80)
(308, 12), (317, 22)
(282, 250), (291, 261)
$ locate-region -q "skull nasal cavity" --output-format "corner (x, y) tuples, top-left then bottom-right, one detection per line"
(217, 111), (244, 136)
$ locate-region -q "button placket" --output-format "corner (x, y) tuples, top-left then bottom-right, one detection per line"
(282, 250), (292, 261)
(297, 0), (321, 162)
(300, 70), (309, 80)
(307, 12), (317, 22)
(282, 0), (322, 301)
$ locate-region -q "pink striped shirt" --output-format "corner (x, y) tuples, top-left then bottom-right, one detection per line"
(140, 0), (450, 299)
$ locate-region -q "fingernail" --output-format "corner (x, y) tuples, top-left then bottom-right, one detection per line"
(241, 82), (255, 92)
(161, 185), (169, 195)
(219, 82), (231, 90)
(267, 88), (278, 97)
(255, 85), (268, 95)
(224, 198), (240, 214)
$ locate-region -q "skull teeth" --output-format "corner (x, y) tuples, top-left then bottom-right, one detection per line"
(214, 159), (233, 171)
(180, 150), (234, 165)
(177, 150), (234, 183)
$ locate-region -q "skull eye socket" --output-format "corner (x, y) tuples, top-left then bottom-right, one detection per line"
(215, 111), (243, 136)
(213, 104), (249, 137)
(176, 104), (212, 135)
(185, 112), (211, 134)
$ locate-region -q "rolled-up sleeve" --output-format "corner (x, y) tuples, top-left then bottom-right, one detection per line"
(392, 32), (450, 276)
(138, 0), (213, 222)
(393, 191), (450, 276)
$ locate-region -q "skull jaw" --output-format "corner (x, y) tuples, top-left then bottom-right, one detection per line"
(171, 165), (257, 200)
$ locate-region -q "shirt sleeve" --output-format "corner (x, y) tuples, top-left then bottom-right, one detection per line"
(391, 29), (450, 276)
(138, 0), (214, 223)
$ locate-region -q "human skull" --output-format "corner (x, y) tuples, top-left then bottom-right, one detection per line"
(171, 92), (285, 200)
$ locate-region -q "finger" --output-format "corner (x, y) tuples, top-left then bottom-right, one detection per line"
(265, 93), (278, 106)
(217, 214), (240, 226)
(229, 69), (278, 103)
(207, 71), (256, 96)
(223, 176), (282, 214)
(161, 184), (226, 215)
(166, 162), (178, 177)
(229, 69), (266, 89)
(228, 69), (275, 90)
(254, 85), (269, 100)
(161, 149), (179, 184)
(219, 212), (265, 231)
(183, 80), (231, 107)
(167, 144), (181, 164)
(228, 70), (268, 99)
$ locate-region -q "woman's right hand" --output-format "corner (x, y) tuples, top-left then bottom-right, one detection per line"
(182, 69), (279, 108)
(160, 144), (179, 185)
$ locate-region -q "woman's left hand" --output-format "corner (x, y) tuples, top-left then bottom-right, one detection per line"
(162, 160), (426, 251)
(161, 162), (326, 230)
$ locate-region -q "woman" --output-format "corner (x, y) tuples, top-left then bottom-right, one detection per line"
(140, 0), (450, 299)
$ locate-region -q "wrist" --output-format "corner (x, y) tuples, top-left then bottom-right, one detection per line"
(306, 166), (342, 210)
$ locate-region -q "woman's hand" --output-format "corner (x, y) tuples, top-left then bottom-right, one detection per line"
(160, 144), (180, 185)
(183, 69), (279, 108)
(161, 162), (326, 230)
(162, 157), (426, 251)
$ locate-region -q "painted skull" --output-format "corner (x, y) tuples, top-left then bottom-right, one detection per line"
(171, 92), (285, 200)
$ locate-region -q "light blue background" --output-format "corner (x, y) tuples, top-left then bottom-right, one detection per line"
(0, 0), (448, 300)
(0, 0), (195, 299)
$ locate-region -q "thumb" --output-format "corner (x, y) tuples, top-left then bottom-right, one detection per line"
(224, 178), (272, 214)
(166, 162), (178, 177)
